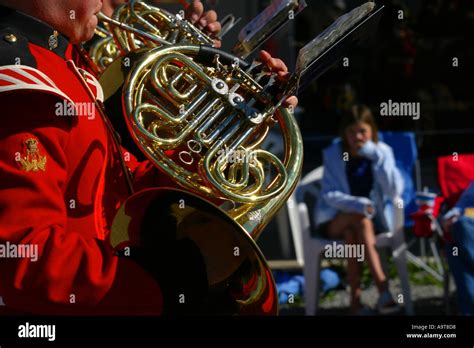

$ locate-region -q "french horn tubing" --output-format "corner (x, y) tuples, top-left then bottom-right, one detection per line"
(121, 44), (303, 240)
(89, 0), (217, 73)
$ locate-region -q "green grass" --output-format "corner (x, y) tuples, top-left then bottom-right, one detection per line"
(406, 259), (446, 286)
(278, 253), (448, 308)
(319, 256), (446, 303)
(320, 290), (338, 304)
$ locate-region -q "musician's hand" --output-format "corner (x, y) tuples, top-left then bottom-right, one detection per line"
(259, 50), (298, 110)
(186, 0), (222, 48)
(442, 215), (458, 234)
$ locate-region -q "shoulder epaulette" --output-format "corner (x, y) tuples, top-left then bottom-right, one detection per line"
(0, 65), (73, 104)
(0, 28), (36, 68)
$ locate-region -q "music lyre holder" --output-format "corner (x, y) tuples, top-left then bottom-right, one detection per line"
(273, 2), (385, 110)
(233, 0), (307, 58)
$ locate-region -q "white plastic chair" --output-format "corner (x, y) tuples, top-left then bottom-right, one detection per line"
(287, 166), (414, 315)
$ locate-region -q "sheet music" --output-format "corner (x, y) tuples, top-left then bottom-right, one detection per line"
(295, 2), (375, 73)
(234, 0), (307, 57)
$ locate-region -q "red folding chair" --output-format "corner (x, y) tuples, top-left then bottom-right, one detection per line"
(427, 154), (474, 243)
(437, 154), (474, 312)
(411, 196), (444, 239)
(438, 154), (474, 214)
(412, 155), (474, 239)
(410, 154), (474, 313)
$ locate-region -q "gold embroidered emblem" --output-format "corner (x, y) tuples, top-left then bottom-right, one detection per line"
(19, 138), (47, 172)
(48, 30), (59, 50)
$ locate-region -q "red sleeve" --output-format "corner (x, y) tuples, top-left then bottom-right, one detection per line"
(122, 147), (179, 191)
(123, 148), (226, 208)
(0, 91), (162, 315)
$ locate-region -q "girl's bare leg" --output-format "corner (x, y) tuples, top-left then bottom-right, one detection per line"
(354, 217), (389, 293)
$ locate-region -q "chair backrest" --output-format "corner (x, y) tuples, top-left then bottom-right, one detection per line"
(287, 166), (324, 265)
(379, 131), (419, 226)
(287, 194), (304, 265)
(437, 154), (474, 207)
(379, 132), (418, 170)
(299, 167), (324, 197)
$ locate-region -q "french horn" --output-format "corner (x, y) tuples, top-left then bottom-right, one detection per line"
(109, 43), (303, 315)
(88, 0), (307, 75)
(89, 0), (216, 73)
(89, 0), (214, 72)
(103, 1), (383, 315)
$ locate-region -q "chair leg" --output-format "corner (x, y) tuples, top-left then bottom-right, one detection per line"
(304, 251), (321, 316)
(443, 261), (451, 315)
(314, 254), (322, 315)
(393, 249), (414, 315)
(430, 238), (444, 275)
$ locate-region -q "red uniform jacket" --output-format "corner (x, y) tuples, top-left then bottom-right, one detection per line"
(0, 7), (164, 314)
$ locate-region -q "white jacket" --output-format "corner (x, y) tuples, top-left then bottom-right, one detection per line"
(314, 139), (404, 231)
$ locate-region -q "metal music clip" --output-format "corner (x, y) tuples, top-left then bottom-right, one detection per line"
(232, 0), (307, 59)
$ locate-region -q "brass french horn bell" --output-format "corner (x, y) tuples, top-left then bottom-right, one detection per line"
(111, 188), (278, 315)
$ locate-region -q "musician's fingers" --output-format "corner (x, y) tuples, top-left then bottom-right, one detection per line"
(206, 20), (222, 35)
(258, 50), (289, 73)
(259, 51), (295, 106)
(283, 96), (299, 109)
(213, 39), (222, 48)
(258, 50), (273, 64)
(186, 0), (204, 23)
(269, 58), (288, 73)
(277, 70), (290, 82)
(200, 10), (218, 29)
